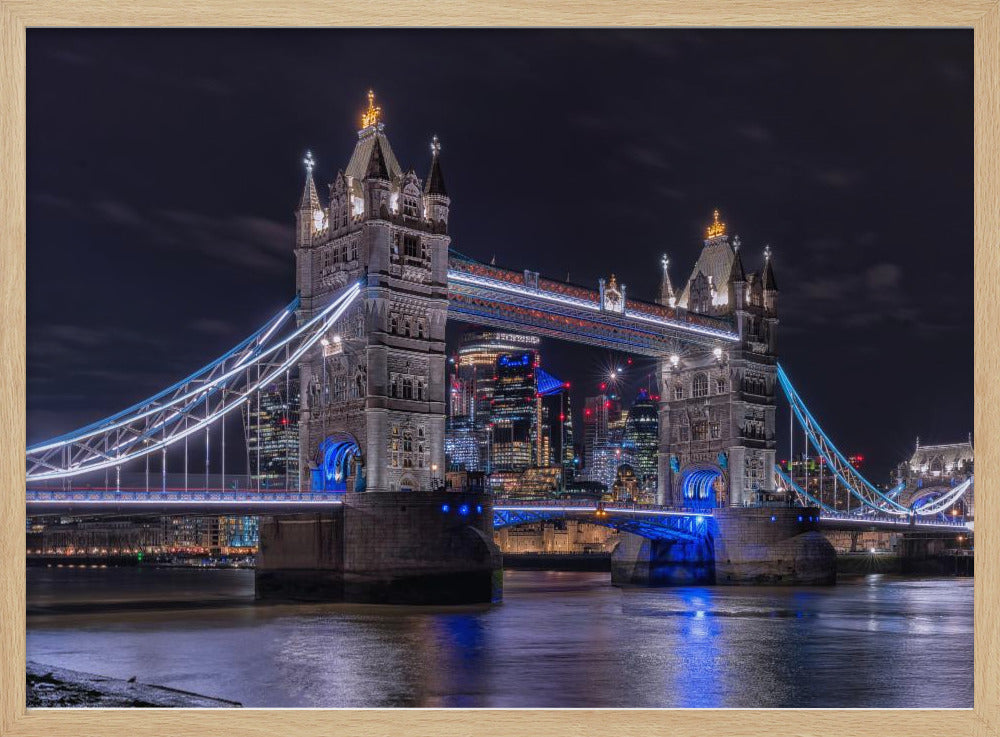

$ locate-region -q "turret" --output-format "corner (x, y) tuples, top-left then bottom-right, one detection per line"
(296, 150), (325, 247)
(658, 253), (676, 307)
(761, 244), (778, 314)
(424, 135), (450, 231)
(344, 90), (402, 222)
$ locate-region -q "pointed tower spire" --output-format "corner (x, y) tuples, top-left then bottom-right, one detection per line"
(762, 244), (778, 291)
(659, 253), (676, 307)
(299, 150), (321, 210)
(425, 135), (448, 196)
(424, 135), (451, 230)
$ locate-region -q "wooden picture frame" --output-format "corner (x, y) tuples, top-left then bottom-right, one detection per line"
(1, 2), (996, 735)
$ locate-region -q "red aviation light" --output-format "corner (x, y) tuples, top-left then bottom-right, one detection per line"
(559, 414), (566, 422)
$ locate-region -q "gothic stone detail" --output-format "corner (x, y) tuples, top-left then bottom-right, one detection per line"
(656, 218), (779, 507)
(295, 116), (450, 492)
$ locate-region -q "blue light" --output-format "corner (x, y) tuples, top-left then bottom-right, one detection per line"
(695, 515), (704, 524)
(441, 504), (450, 513)
(459, 504), (469, 516)
(770, 515), (777, 522)
(476, 505), (482, 513)
(797, 515), (803, 522)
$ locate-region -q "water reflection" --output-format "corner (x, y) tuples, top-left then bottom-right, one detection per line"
(26, 568), (972, 708)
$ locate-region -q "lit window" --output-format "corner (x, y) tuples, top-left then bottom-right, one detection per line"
(693, 373), (709, 398)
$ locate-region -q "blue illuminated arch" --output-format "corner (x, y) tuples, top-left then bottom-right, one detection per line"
(312, 434), (362, 491)
(680, 467), (722, 509)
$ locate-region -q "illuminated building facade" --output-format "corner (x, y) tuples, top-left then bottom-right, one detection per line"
(295, 91), (449, 492)
(621, 389), (659, 499)
(658, 210), (779, 507)
(448, 330), (541, 471)
(244, 378), (300, 489)
(490, 352), (538, 472)
(783, 454), (864, 512)
(896, 437), (974, 518)
(582, 393), (623, 489)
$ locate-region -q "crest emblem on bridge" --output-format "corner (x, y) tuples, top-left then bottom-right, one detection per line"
(599, 274), (626, 313)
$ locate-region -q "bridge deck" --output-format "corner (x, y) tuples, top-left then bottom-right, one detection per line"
(25, 490), (971, 535)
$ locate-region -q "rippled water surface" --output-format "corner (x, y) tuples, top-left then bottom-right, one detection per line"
(26, 567), (972, 707)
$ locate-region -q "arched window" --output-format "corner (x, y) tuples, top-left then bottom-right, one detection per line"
(417, 381), (425, 401)
(403, 432), (413, 453)
(389, 314), (398, 334)
(693, 373), (709, 398)
(673, 384), (684, 400)
(389, 375), (398, 398)
(716, 378), (727, 394)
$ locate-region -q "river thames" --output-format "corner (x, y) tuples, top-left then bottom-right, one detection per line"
(26, 567), (972, 708)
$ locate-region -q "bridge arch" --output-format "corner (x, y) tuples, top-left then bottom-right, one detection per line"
(909, 485), (967, 516)
(312, 433), (364, 492)
(677, 463), (726, 509)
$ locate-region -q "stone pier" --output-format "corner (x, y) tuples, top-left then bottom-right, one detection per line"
(611, 506), (836, 587)
(256, 491), (501, 604)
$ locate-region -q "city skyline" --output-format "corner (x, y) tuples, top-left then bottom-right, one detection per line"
(25, 29), (972, 483)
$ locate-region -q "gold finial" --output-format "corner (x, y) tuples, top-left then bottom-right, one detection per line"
(706, 208), (727, 239)
(361, 89), (382, 129)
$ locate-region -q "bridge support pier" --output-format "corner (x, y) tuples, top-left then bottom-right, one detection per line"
(256, 491), (501, 604)
(713, 507), (836, 585)
(610, 507), (836, 587)
(610, 533), (714, 586)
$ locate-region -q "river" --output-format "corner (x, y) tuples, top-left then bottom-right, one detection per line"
(26, 567), (972, 708)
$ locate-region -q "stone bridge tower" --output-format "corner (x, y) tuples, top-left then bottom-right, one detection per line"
(294, 91), (450, 492)
(656, 210), (779, 507)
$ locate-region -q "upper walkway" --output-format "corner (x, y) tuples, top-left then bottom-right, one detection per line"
(446, 254), (738, 354)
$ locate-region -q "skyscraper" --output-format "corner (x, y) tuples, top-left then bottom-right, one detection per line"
(244, 377), (300, 489)
(490, 352), (537, 472)
(582, 392), (622, 489)
(447, 330), (541, 471)
(621, 389), (659, 500)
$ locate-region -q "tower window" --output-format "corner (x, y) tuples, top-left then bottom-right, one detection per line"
(402, 377), (413, 400)
(673, 385), (684, 400)
(403, 234), (421, 258)
(716, 378), (727, 394)
(693, 373), (709, 398)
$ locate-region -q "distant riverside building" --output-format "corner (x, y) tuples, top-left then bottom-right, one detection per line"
(783, 454), (864, 512)
(447, 330), (541, 471)
(446, 330), (573, 493)
(621, 389), (659, 500)
(490, 352), (538, 472)
(896, 437), (974, 518)
(244, 377), (300, 489)
(444, 414), (480, 470)
(582, 393), (623, 489)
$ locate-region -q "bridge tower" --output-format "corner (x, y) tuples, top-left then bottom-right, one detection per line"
(295, 91), (450, 492)
(655, 211), (779, 507)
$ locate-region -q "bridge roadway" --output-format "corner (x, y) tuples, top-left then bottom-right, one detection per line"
(25, 489), (970, 536)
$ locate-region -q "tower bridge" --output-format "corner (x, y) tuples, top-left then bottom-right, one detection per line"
(25, 92), (972, 602)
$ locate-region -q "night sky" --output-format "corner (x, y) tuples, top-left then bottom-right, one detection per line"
(26, 30), (972, 482)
